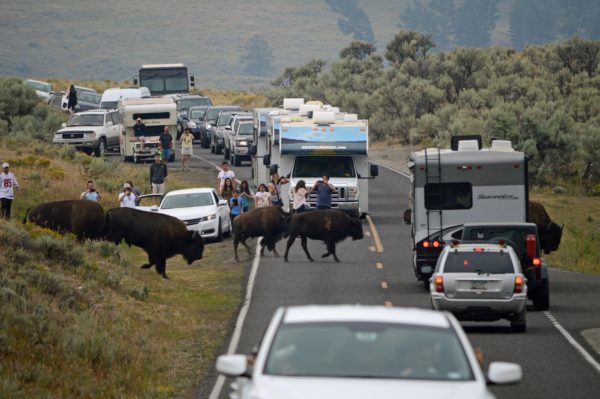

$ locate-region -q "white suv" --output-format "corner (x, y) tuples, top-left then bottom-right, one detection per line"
(53, 110), (122, 156)
(430, 242), (528, 333)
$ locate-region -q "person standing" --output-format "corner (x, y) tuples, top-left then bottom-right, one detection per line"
(118, 184), (138, 208)
(0, 162), (19, 220)
(229, 190), (243, 232)
(133, 118), (146, 137)
(80, 180), (101, 201)
(254, 183), (271, 208)
(216, 161), (237, 191)
(150, 153), (168, 195)
(220, 177), (235, 202)
(311, 175), (336, 210)
(268, 173), (289, 207)
(292, 180), (309, 213)
(67, 84), (77, 113)
(239, 180), (254, 212)
(159, 127), (173, 162)
(180, 128), (194, 170)
(125, 180), (142, 206)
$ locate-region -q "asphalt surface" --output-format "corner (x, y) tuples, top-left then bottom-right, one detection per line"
(136, 144), (600, 399)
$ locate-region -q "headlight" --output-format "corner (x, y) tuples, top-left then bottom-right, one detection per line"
(188, 121), (197, 128)
(87, 131), (96, 138)
(236, 140), (248, 146)
(200, 214), (216, 222)
(206, 124), (212, 129)
(348, 186), (359, 200)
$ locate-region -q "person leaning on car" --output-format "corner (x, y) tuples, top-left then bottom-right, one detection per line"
(149, 153), (168, 195)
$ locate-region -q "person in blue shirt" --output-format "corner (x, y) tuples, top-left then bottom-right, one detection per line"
(311, 175), (337, 210)
(229, 190), (244, 232)
(80, 180), (101, 201)
(239, 180), (254, 212)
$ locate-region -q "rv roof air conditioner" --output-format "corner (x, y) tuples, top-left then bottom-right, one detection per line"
(457, 140), (480, 152)
(299, 104), (322, 116)
(283, 98), (304, 110)
(490, 140), (515, 152)
(312, 111), (337, 125)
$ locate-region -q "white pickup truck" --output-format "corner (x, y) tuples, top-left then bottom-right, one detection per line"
(53, 109), (122, 156)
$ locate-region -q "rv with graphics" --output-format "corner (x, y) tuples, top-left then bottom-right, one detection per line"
(255, 99), (378, 217)
(119, 97), (177, 163)
(406, 136), (528, 289)
(251, 108), (278, 189)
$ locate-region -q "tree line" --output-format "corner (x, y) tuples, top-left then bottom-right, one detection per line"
(265, 31), (600, 190)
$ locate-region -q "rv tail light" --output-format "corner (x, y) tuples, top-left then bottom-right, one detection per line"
(525, 234), (536, 258)
(498, 240), (506, 247)
(514, 276), (524, 293)
(532, 257), (541, 266)
(434, 275), (444, 293)
(422, 241), (430, 248)
(432, 240), (440, 248)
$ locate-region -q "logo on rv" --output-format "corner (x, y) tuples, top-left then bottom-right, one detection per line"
(477, 194), (519, 200)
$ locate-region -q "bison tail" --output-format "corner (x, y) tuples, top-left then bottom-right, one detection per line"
(22, 207), (32, 224)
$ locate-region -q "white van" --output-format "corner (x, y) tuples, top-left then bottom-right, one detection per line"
(100, 87), (151, 110)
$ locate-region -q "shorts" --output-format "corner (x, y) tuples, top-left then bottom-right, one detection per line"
(182, 147), (193, 155)
(152, 183), (165, 195)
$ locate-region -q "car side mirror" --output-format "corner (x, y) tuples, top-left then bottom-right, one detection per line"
(150, 205), (159, 212)
(370, 164), (379, 177)
(248, 144), (257, 156)
(263, 154), (271, 166)
(218, 199), (228, 206)
(487, 362), (522, 385)
(225, 126), (231, 130)
(216, 354), (248, 377)
(106, 121), (113, 126)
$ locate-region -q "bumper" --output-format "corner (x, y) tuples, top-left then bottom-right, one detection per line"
(233, 147), (250, 158)
(431, 293), (527, 320)
(183, 218), (220, 238)
(53, 139), (98, 150)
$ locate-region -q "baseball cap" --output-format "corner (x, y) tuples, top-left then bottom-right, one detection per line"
(123, 183), (131, 189)
(2, 162), (8, 168)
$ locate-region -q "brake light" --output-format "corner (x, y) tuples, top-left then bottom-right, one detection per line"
(473, 248), (485, 252)
(434, 275), (444, 293)
(514, 276), (524, 293)
(422, 241), (430, 248)
(532, 257), (541, 266)
(525, 234), (536, 258)
(432, 240), (440, 248)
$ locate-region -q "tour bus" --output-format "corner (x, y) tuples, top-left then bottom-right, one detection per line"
(118, 97), (177, 163)
(133, 64), (195, 96)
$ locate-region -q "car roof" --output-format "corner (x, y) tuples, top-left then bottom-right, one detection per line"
(208, 105), (241, 110)
(462, 222), (537, 228)
(165, 188), (216, 196)
(282, 305), (451, 328)
(73, 109), (109, 115)
(444, 243), (517, 253)
(177, 94), (210, 100)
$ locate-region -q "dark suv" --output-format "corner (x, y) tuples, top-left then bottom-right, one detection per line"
(174, 94), (212, 139)
(187, 105), (210, 144)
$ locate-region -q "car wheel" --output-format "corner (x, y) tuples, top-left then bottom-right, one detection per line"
(532, 278), (550, 311)
(510, 308), (527, 333)
(210, 142), (215, 153)
(216, 219), (223, 242)
(233, 154), (241, 167)
(216, 144), (222, 155)
(94, 138), (107, 157)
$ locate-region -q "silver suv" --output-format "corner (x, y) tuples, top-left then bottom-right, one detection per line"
(53, 109), (122, 156)
(430, 242), (527, 333)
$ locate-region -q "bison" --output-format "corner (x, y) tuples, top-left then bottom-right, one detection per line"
(233, 207), (289, 261)
(529, 200), (563, 254)
(284, 209), (363, 262)
(105, 207), (204, 279)
(22, 200), (106, 240)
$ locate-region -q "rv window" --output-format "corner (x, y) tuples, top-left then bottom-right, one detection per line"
(292, 156), (356, 178)
(444, 252), (514, 274)
(425, 183), (472, 210)
(135, 125), (165, 136)
(133, 112), (171, 120)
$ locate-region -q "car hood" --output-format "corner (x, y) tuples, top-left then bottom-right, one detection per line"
(136, 205), (217, 220)
(57, 126), (101, 133)
(245, 376), (490, 399)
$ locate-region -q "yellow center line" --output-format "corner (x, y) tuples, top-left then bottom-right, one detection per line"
(366, 214), (384, 253)
(384, 301), (393, 307)
(376, 262), (383, 270)
(381, 281), (388, 289)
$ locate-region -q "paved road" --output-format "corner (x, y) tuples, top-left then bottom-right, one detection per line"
(160, 144), (600, 399)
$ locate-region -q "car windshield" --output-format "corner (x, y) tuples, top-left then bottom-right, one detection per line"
(265, 322), (473, 381)
(177, 98), (211, 111)
(67, 114), (104, 126)
(190, 109), (207, 120)
(26, 81), (50, 92)
(206, 109), (223, 122)
(217, 113), (233, 126)
(443, 251), (515, 274)
(237, 123), (253, 135)
(161, 192), (214, 209)
(292, 156), (356, 178)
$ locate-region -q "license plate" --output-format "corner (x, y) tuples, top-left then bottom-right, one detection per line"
(471, 281), (487, 290)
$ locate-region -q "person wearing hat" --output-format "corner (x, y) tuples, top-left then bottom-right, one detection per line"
(0, 162), (19, 220)
(118, 182), (138, 208)
(133, 117), (146, 137)
(125, 180), (141, 206)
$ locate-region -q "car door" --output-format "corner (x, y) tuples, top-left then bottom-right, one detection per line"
(213, 190), (229, 228)
(107, 112), (120, 148)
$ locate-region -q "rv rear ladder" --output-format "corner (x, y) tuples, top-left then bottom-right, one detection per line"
(424, 148), (443, 240)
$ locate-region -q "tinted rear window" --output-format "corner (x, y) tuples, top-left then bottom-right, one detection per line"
(463, 228), (538, 257)
(443, 251), (515, 274)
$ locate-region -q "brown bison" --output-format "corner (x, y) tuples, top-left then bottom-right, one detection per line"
(284, 209), (364, 262)
(528, 200), (563, 254)
(22, 200), (106, 240)
(105, 207), (204, 279)
(233, 207), (289, 261)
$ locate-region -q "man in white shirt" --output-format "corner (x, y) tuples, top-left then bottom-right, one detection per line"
(0, 162), (19, 220)
(118, 183), (138, 208)
(216, 161), (238, 190)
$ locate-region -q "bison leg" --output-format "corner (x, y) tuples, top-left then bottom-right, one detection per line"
(300, 236), (314, 262)
(156, 258), (169, 279)
(141, 253), (156, 269)
(259, 237), (266, 256)
(284, 234), (297, 262)
(321, 240), (335, 259)
(272, 244), (280, 257)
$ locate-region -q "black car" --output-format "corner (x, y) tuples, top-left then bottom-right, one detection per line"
(174, 94), (212, 139)
(203, 106), (242, 153)
(187, 105), (210, 143)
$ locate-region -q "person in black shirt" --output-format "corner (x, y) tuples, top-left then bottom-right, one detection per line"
(159, 127), (173, 162)
(133, 118), (146, 136)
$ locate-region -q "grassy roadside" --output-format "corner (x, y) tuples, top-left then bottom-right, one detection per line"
(0, 138), (249, 397)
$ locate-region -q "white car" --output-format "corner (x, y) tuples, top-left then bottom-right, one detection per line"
(24, 79), (54, 103)
(216, 305), (522, 399)
(137, 188), (232, 241)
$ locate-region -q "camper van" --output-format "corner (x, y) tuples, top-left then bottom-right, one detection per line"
(118, 97), (177, 163)
(406, 136), (528, 288)
(101, 87), (151, 110)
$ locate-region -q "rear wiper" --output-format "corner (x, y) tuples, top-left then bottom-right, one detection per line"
(476, 269), (489, 275)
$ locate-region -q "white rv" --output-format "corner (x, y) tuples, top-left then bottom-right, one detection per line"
(407, 136), (528, 288)
(118, 97), (177, 163)
(101, 87), (151, 110)
(251, 107), (278, 188)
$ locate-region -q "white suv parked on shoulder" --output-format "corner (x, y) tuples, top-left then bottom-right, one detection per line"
(53, 109), (122, 156)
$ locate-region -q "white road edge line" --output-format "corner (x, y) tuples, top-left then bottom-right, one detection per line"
(370, 160), (411, 179)
(208, 241), (263, 399)
(544, 311), (600, 374)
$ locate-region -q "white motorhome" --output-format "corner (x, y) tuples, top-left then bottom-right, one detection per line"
(118, 97), (177, 163)
(407, 136), (528, 288)
(100, 87), (151, 110)
(251, 108), (279, 188)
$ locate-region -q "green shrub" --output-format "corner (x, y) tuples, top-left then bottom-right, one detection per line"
(128, 285), (150, 301)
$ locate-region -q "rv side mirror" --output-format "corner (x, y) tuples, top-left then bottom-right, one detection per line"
(133, 76), (138, 86)
(248, 145), (257, 156)
(190, 74), (195, 87)
(269, 164), (278, 175)
(263, 154), (271, 166)
(370, 164), (379, 178)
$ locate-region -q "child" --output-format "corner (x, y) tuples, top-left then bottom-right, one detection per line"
(229, 190), (243, 231)
(254, 183), (271, 208)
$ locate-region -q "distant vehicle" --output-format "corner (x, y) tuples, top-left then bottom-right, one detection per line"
(118, 97), (177, 163)
(53, 109), (122, 156)
(100, 87), (151, 110)
(223, 112), (252, 159)
(186, 105), (210, 142)
(24, 79), (54, 103)
(216, 305), (522, 399)
(227, 121), (254, 166)
(207, 110), (238, 152)
(430, 242), (528, 333)
(137, 188), (232, 241)
(172, 94), (212, 138)
(203, 105), (242, 154)
(251, 108), (278, 189)
(133, 63), (195, 96)
(61, 91), (101, 112)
